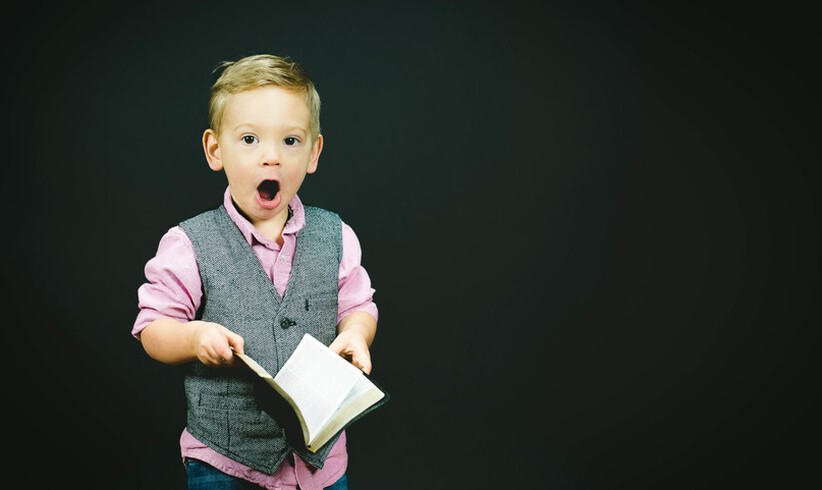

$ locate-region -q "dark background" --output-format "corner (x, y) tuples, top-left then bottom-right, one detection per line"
(2, 1), (819, 488)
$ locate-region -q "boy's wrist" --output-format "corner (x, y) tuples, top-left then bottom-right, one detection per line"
(337, 311), (377, 346)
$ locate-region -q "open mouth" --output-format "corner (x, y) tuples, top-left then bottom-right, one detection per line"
(257, 179), (280, 202)
(255, 179), (281, 210)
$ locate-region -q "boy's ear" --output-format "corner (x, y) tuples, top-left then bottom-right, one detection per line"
(203, 129), (223, 171)
(307, 134), (323, 174)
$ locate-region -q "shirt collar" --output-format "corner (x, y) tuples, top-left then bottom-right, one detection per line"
(222, 186), (306, 249)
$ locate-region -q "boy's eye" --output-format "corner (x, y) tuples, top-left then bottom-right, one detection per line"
(283, 137), (299, 146)
(242, 135), (258, 144)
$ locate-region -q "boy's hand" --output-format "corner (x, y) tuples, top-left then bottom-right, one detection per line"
(190, 321), (244, 367)
(330, 311), (377, 374)
(329, 329), (372, 374)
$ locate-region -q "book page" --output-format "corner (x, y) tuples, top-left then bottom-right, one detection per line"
(274, 335), (362, 441)
(310, 376), (384, 450)
(338, 375), (375, 410)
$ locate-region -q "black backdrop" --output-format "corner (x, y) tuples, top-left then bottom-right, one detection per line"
(2, 1), (819, 488)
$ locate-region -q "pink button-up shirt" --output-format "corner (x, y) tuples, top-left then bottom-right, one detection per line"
(133, 188), (378, 490)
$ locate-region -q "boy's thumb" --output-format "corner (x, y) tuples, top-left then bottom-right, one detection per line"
(227, 332), (245, 355)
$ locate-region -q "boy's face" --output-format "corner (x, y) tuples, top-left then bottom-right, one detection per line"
(203, 85), (322, 228)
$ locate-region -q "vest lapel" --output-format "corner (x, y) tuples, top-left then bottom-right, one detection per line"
(215, 205), (283, 309)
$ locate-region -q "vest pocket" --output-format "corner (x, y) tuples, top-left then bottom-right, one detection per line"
(298, 292), (338, 346)
(199, 392), (257, 411)
(226, 408), (288, 458)
(226, 409), (284, 438)
(193, 393), (288, 460)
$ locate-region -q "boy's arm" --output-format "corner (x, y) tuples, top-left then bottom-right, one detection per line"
(141, 317), (244, 367)
(331, 222), (378, 374)
(135, 226), (243, 368)
(330, 311), (377, 374)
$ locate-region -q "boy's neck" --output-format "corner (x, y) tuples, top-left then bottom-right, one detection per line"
(253, 207), (292, 246)
(233, 199), (292, 246)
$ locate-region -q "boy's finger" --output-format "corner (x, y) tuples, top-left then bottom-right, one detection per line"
(327, 337), (344, 355)
(352, 351), (372, 374)
(217, 342), (235, 364)
(228, 333), (245, 355)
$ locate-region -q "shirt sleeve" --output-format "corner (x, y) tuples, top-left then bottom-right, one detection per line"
(132, 226), (203, 340)
(337, 221), (378, 324)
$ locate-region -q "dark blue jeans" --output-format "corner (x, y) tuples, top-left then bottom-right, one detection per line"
(186, 459), (348, 489)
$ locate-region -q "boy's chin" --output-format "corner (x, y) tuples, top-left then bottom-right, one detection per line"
(234, 195), (286, 224)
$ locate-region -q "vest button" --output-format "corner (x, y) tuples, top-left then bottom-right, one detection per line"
(280, 318), (296, 329)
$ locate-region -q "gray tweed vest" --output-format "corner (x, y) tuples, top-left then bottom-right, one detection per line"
(179, 204), (342, 474)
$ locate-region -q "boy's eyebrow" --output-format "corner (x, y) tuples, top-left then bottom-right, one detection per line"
(280, 124), (309, 135)
(231, 123), (309, 135)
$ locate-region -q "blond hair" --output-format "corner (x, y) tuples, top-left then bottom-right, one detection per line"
(208, 54), (321, 139)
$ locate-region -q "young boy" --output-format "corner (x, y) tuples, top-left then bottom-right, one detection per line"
(132, 54), (378, 490)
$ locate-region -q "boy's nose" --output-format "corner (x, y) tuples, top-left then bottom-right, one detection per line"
(260, 143), (280, 166)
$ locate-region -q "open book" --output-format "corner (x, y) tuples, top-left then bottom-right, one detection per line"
(234, 333), (387, 453)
